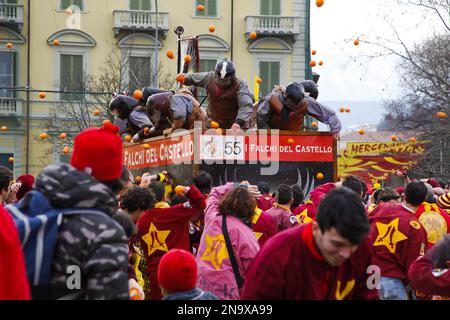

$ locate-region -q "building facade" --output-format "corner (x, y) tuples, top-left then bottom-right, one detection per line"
(0, 0), (312, 177)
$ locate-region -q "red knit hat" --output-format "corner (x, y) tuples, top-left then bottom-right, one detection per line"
(157, 249), (197, 293)
(70, 123), (123, 181)
(16, 174), (34, 201)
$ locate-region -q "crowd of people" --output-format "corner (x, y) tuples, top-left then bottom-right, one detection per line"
(0, 121), (449, 300)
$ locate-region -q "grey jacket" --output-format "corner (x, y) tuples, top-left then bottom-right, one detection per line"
(34, 163), (129, 300)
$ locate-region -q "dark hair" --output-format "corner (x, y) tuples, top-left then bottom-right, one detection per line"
(219, 187), (256, 222)
(372, 188), (383, 204)
(404, 181), (427, 206)
(376, 187), (400, 204)
(275, 184), (293, 205)
(342, 176), (363, 197)
(193, 171), (213, 195)
(113, 210), (137, 238)
(257, 181), (270, 195)
(120, 187), (156, 213)
(427, 235), (450, 269)
(316, 187), (370, 245)
(170, 195), (188, 206)
(291, 185), (304, 207)
(0, 166), (13, 192)
(101, 178), (126, 195)
(149, 181), (166, 202)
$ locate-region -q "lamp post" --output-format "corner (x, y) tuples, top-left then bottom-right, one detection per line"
(154, 0), (159, 87)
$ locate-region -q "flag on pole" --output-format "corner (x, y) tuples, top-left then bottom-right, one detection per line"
(254, 74), (259, 102)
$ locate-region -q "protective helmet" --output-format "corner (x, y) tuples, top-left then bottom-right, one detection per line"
(300, 80), (319, 99)
(215, 59), (236, 81)
(141, 87), (169, 105)
(109, 95), (139, 119)
(285, 82), (305, 105)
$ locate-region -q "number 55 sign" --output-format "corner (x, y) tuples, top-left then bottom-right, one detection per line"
(200, 135), (244, 161)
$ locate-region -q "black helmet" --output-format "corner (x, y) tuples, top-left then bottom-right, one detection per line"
(109, 95), (139, 119)
(215, 59), (236, 80)
(300, 80), (319, 99)
(141, 87), (169, 105)
(285, 82), (305, 105)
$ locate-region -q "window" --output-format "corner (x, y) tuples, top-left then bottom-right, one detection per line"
(197, 58), (217, 103)
(130, 0), (152, 10)
(60, 0), (84, 11)
(0, 153), (13, 171)
(259, 61), (280, 98)
(60, 54), (84, 100)
(129, 56), (152, 90)
(0, 1), (18, 4)
(195, 0), (217, 17)
(0, 51), (17, 98)
(260, 0), (280, 15)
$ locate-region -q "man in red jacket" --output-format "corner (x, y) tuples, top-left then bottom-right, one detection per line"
(369, 181), (428, 300)
(266, 184), (298, 232)
(242, 187), (378, 300)
(137, 185), (206, 300)
(0, 205), (31, 300)
(414, 202), (450, 248)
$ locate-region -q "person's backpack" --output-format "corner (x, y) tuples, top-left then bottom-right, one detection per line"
(5, 190), (109, 299)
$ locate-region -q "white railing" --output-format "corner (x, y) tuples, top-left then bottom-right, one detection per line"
(0, 4), (24, 25)
(245, 15), (301, 35)
(113, 10), (169, 31)
(0, 98), (22, 115)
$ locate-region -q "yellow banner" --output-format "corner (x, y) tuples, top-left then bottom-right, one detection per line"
(346, 141), (427, 157)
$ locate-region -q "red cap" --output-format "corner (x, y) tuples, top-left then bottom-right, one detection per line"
(157, 249), (197, 293)
(70, 123), (123, 181)
(426, 178), (440, 188)
(16, 174), (34, 201)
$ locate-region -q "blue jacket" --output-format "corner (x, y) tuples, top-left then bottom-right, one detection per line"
(162, 288), (219, 300)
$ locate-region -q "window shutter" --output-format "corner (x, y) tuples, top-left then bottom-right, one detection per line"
(208, 0), (217, 17)
(60, 0), (70, 10)
(73, 0), (83, 11)
(270, 61), (280, 90)
(196, 0), (206, 16)
(259, 61), (269, 96)
(260, 0), (269, 15)
(130, 0), (139, 10)
(272, 0), (281, 15)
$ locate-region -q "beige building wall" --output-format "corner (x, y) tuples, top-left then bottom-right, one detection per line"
(0, 0), (310, 177)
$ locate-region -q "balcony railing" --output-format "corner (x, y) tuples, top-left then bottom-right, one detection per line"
(245, 15), (301, 38)
(0, 4), (24, 31)
(113, 10), (169, 37)
(0, 98), (22, 116)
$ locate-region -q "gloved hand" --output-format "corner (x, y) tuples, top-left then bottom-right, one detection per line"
(132, 133), (141, 143)
(129, 278), (145, 300)
(9, 182), (22, 194)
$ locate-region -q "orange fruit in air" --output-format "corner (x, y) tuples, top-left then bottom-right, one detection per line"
(93, 109), (100, 116)
(316, 0), (325, 7)
(249, 31), (257, 39)
(210, 121), (219, 129)
(135, 176), (141, 183)
(311, 122), (318, 128)
(133, 90), (143, 100)
(39, 132), (49, 140)
(310, 60), (317, 67)
(345, 108), (351, 113)
(0, 126), (7, 131)
(53, 40), (60, 46)
(358, 129), (365, 135)
(256, 77), (263, 84)
(391, 135), (398, 141)
(196, 4), (205, 11)
(5, 42), (13, 49)
(166, 50), (175, 59)
(408, 137), (417, 143)
(176, 74), (186, 84)
(312, 50), (317, 55)
(63, 146), (70, 154)
(175, 185), (185, 195)
(184, 55), (192, 63)
(436, 111), (447, 119)
(38, 92), (46, 99)
(319, 60), (324, 66)
(339, 107), (345, 113)
(287, 138), (294, 144)
(209, 25), (216, 33)
(103, 119), (111, 126)
(59, 133), (67, 139)
(8, 157), (14, 163)
(143, 144), (150, 150)
(354, 39), (360, 46)
(125, 135), (132, 142)
(316, 172), (324, 180)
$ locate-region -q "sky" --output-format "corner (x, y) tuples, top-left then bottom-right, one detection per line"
(310, 0), (446, 103)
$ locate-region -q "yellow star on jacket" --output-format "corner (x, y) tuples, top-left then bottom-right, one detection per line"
(201, 234), (229, 270)
(296, 209), (312, 224)
(373, 218), (408, 253)
(142, 223), (171, 256)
